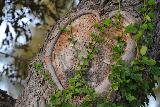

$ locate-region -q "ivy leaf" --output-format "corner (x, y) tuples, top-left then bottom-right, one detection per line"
(88, 53), (94, 60)
(95, 24), (105, 32)
(100, 26), (106, 32)
(51, 96), (61, 105)
(34, 62), (43, 71)
(140, 46), (148, 56)
(59, 27), (68, 33)
(55, 90), (62, 98)
(141, 56), (156, 66)
(112, 82), (119, 91)
(125, 24), (137, 33)
(148, 11), (155, 19)
(134, 30), (144, 41)
(103, 18), (112, 27)
(131, 74), (142, 81)
(140, 23), (148, 30)
(84, 95), (92, 101)
(69, 78), (77, 85)
(65, 93), (72, 101)
(83, 58), (89, 65)
(126, 94), (136, 102)
(138, 7), (147, 13)
(148, 0), (156, 5)
(147, 22), (155, 30)
(150, 66), (160, 76)
(75, 82), (82, 87)
(145, 15), (151, 22)
(75, 88), (81, 93)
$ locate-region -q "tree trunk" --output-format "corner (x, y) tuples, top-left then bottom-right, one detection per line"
(14, 0), (160, 107)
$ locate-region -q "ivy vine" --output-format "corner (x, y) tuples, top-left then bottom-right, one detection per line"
(45, 0), (160, 107)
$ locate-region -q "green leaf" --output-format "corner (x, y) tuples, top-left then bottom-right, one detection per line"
(140, 46), (148, 56)
(147, 22), (155, 30)
(145, 15), (151, 22)
(148, 11), (155, 19)
(43, 72), (49, 80)
(131, 74), (142, 81)
(112, 82), (119, 91)
(75, 73), (81, 79)
(138, 7), (147, 13)
(125, 24), (137, 33)
(148, 0), (156, 5)
(140, 23), (148, 30)
(126, 94), (136, 102)
(150, 66), (160, 76)
(59, 27), (68, 33)
(65, 93), (72, 101)
(83, 58), (89, 65)
(84, 95), (92, 101)
(75, 82), (82, 87)
(51, 96), (61, 105)
(134, 30), (144, 41)
(55, 90), (62, 98)
(34, 62), (43, 71)
(103, 18), (112, 27)
(100, 26), (106, 32)
(141, 56), (156, 66)
(69, 78), (77, 84)
(88, 53), (94, 60)
(75, 88), (81, 93)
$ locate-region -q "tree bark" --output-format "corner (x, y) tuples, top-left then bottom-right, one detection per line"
(14, 0), (160, 107)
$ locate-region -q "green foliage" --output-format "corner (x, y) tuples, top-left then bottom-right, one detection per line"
(148, 0), (156, 5)
(59, 27), (69, 33)
(34, 62), (55, 85)
(108, 0), (159, 106)
(34, 62), (43, 71)
(46, 0), (159, 107)
(112, 37), (126, 61)
(95, 18), (111, 32)
(102, 18), (112, 27)
(125, 24), (137, 34)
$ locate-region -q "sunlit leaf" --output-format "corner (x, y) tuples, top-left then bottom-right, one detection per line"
(102, 18), (112, 27)
(140, 46), (148, 56)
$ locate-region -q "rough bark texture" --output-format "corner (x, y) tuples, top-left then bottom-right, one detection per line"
(15, 54), (57, 107)
(14, 0), (160, 107)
